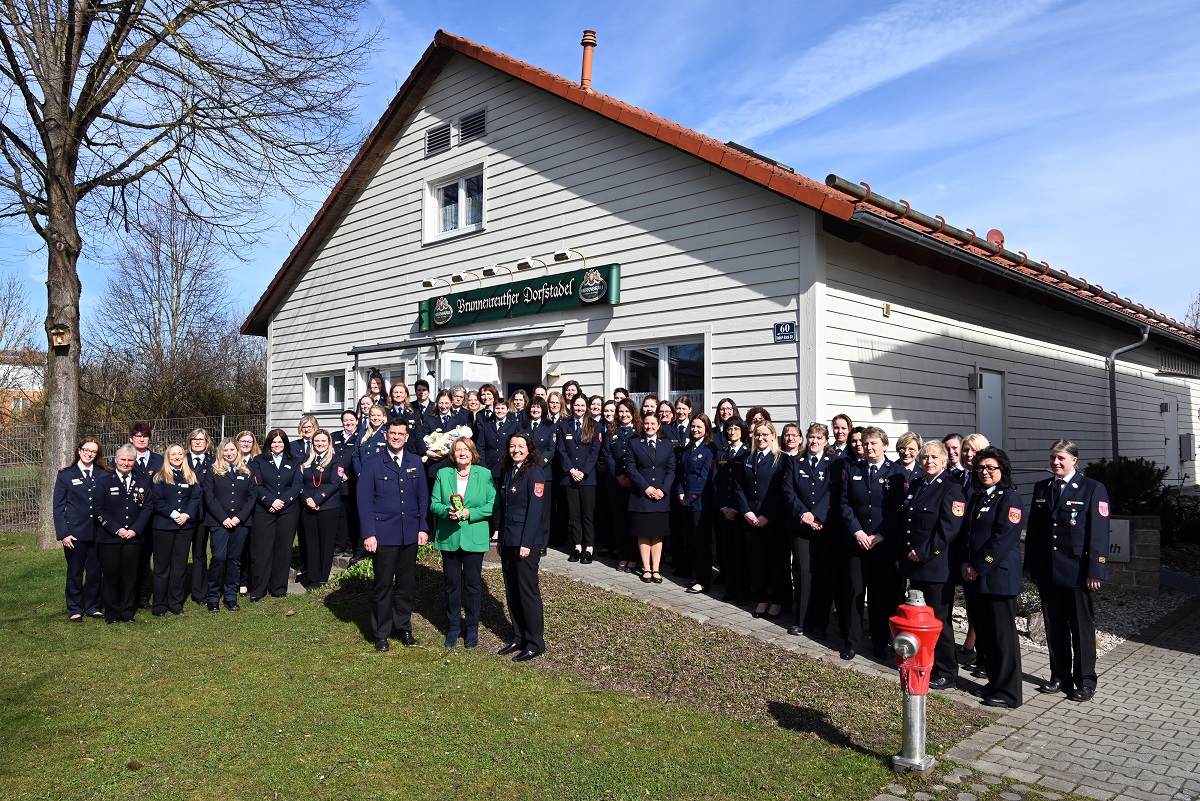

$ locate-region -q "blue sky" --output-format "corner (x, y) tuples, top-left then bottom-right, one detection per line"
(3, 0), (1198, 328)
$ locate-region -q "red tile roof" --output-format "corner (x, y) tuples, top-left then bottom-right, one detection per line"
(243, 30), (1198, 350)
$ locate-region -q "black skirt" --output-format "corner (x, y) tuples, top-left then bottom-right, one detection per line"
(630, 511), (670, 539)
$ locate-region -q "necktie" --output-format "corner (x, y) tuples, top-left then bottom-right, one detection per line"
(496, 421), (501, 432)
(394, 455), (402, 467)
(648, 438), (656, 451)
(138, 456), (146, 470)
(868, 463), (877, 482)
(810, 456), (817, 470)
(123, 475), (130, 494)
(441, 415), (448, 429)
(84, 469), (91, 481)
(532, 421), (538, 430)
(575, 419), (581, 435)
(1051, 478), (1064, 507)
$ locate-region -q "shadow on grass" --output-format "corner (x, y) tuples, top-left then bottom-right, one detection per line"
(766, 700), (891, 762)
(321, 559), (513, 644)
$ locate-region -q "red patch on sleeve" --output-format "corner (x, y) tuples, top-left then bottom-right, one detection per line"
(337, 466), (345, 479)
(533, 482), (544, 498)
(1098, 501), (1109, 518)
(951, 501), (965, 517)
(1008, 508), (1022, 524)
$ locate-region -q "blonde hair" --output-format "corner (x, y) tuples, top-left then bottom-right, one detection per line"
(297, 415), (319, 437)
(214, 437), (252, 477)
(154, 444), (198, 485)
(303, 430), (336, 471)
(363, 404), (389, 439)
(749, 421), (782, 464)
(235, 430), (261, 458)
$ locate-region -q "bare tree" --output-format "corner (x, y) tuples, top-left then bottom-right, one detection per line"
(0, 1), (374, 546)
(1187, 291), (1200, 330)
(0, 271), (39, 418)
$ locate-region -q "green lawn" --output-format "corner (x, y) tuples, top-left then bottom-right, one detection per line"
(0, 531), (995, 801)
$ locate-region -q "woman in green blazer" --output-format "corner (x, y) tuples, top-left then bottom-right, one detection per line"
(431, 436), (496, 648)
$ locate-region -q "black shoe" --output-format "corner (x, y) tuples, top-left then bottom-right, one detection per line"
(568, 551), (581, 562)
(498, 642), (522, 656)
(927, 676), (952, 691)
(464, 635), (478, 649)
(539, 547), (547, 557)
(970, 666), (988, 679)
(207, 602), (220, 613)
(347, 555), (365, 567)
(444, 632), (459, 648)
(249, 596), (263, 603)
(787, 625), (802, 636)
(513, 648), (543, 662)
(839, 648), (855, 661)
(396, 630), (419, 647)
(224, 600), (241, 612)
(685, 585), (706, 595)
(580, 551), (593, 565)
(152, 610), (166, 617)
(1068, 686), (1095, 703)
(982, 696), (1015, 708)
(1038, 679), (1065, 694)
(375, 639), (390, 652)
(651, 571), (663, 584)
(956, 646), (978, 666)
(809, 630), (829, 640)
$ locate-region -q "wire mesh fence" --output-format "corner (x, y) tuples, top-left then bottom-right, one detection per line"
(0, 414), (267, 528)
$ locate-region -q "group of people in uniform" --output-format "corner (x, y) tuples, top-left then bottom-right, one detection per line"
(52, 375), (1112, 699)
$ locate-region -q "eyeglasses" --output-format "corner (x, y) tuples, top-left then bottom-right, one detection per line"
(975, 465), (1001, 474)
(80, 448), (99, 455)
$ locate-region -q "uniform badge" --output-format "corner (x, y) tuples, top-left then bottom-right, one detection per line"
(984, 555), (994, 564)
(1098, 501), (1109, 518)
(533, 482), (544, 498)
(337, 466), (345, 479)
(952, 501), (965, 517)
(1098, 556), (1106, 563)
(1008, 508), (1022, 524)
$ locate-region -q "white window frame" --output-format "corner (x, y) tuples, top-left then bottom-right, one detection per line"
(307, 370), (346, 413)
(617, 336), (708, 407)
(423, 155), (487, 245)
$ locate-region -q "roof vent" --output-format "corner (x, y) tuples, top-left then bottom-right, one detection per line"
(425, 122), (451, 156)
(459, 108), (487, 143)
(725, 141), (793, 173)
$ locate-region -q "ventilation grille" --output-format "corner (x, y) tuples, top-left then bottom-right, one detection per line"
(1159, 351), (1200, 378)
(425, 123), (451, 156)
(459, 109), (487, 143)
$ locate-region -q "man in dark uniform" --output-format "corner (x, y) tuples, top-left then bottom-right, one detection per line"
(357, 420), (429, 651)
(94, 445), (153, 623)
(129, 421), (163, 608)
(1025, 439), (1110, 702)
(412, 379), (433, 419)
(476, 398), (520, 480)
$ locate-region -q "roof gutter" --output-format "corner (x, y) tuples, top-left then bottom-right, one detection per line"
(1109, 326), (1150, 462)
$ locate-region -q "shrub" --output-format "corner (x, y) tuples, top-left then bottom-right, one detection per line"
(1083, 456), (1167, 515)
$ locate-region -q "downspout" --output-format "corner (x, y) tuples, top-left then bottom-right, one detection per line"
(1109, 325), (1150, 461)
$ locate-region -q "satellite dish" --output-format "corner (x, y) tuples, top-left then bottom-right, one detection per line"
(986, 229), (1005, 248)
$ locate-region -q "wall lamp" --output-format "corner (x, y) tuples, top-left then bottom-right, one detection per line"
(515, 256), (548, 275)
(421, 277), (451, 288)
(481, 263), (514, 280)
(553, 249), (588, 271)
(451, 271), (482, 287)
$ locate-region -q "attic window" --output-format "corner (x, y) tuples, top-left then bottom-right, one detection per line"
(425, 123), (452, 156)
(1158, 351), (1200, 379)
(458, 109), (487, 143)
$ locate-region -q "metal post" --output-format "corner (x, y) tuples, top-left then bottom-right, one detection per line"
(895, 695), (934, 772)
(220, 415), (226, 441)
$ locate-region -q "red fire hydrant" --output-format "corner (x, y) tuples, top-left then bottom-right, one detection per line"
(888, 589), (943, 774)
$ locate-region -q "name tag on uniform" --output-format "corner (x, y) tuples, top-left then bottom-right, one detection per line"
(283, 464), (293, 470)
(236, 475), (246, 481)
(852, 475), (863, 481)
(110, 487), (121, 494)
(406, 468), (416, 473)
(1034, 498), (1046, 504)
(72, 478), (83, 485)
(565, 434), (573, 440)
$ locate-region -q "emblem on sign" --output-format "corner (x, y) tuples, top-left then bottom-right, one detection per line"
(578, 269), (607, 303)
(432, 296), (453, 326)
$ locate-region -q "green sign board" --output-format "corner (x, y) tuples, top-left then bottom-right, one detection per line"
(418, 264), (621, 332)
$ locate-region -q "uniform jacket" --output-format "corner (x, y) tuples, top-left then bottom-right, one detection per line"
(964, 487), (1025, 596)
(555, 416), (602, 486)
(357, 448), (429, 546)
(150, 470), (202, 531)
(624, 436), (677, 514)
(187, 453), (212, 486)
(290, 439), (312, 461)
(733, 449), (787, 521)
(893, 472), (967, 582)
(1025, 473), (1111, 586)
(674, 441), (715, 511)
(430, 464), (496, 552)
(420, 408), (471, 475)
(497, 463), (547, 549)
(714, 443), (749, 510)
(524, 418), (557, 470)
(840, 458), (903, 540)
(332, 429), (360, 495)
(132, 450), (164, 479)
(53, 464), (102, 541)
(300, 454), (345, 511)
(476, 416), (521, 478)
(94, 470), (153, 543)
(783, 451), (834, 526)
(353, 428), (387, 474)
(202, 466), (257, 528)
(249, 453), (302, 513)
(602, 424), (637, 477)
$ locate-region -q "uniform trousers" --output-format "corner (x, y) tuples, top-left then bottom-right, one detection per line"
(719, 513), (749, 603)
(500, 545), (545, 652)
(563, 484), (596, 551)
(98, 540), (142, 622)
(207, 525), (248, 603)
(1038, 582), (1098, 691)
(594, 475), (612, 551)
(152, 526), (192, 614)
(136, 540), (153, 605)
(334, 486), (356, 552)
(441, 549), (484, 639)
(804, 529), (839, 634)
(967, 588), (1022, 706)
(608, 484), (635, 561)
(683, 508), (713, 587)
(190, 526), (209, 604)
(371, 542), (418, 640)
(539, 481), (554, 547)
(250, 508), (299, 599)
(670, 496), (690, 570)
(910, 579), (958, 680)
(301, 506), (339, 585)
(744, 519), (790, 605)
(63, 539), (102, 616)
(842, 545), (903, 655)
(788, 525), (816, 630)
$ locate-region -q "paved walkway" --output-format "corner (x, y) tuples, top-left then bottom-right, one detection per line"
(541, 550), (1200, 801)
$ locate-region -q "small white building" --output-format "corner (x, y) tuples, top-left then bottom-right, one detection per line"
(244, 30), (1200, 485)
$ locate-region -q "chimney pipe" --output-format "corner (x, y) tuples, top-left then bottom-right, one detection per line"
(580, 30), (597, 93)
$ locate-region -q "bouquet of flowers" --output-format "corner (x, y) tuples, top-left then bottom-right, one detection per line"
(423, 424), (472, 460)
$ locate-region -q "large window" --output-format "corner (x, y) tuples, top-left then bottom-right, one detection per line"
(434, 172), (483, 236)
(309, 371), (345, 411)
(621, 341), (704, 406)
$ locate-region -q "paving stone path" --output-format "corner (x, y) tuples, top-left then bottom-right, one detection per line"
(540, 550), (1200, 801)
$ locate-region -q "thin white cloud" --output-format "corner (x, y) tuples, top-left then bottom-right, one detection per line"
(700, 0), (1058, 143)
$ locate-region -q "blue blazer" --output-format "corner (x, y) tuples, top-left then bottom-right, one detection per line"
(714, 444), (748, 511)
(602, 425), (637, 476)
(249, 453), (302, 514)
(840, 458), (902, 539)
(497, 463), (547, 549)
(150, 471), (202, 531)
(1025, 473), (1111, 586)
(94, 470), (153, 543)
(783, 452), (834, 525)
(132, 450), (164, 479)
(477, 416), (521, 478)
(674, 442), (715, 511)
(964, 487), (1024, 596)
(734, 449), (787, 520)
(290, 439), (313, 461)
(555, 417), (601, 486)
(202, 467), (257, 528)
(300, 455), (345, 511)
(353, 428), (386, 475)
(524, 419), (557, 470)
(53, 464), (102, 541)
(894, 472), (967, 583)
(356, 449), (429, 546)
(624, 437), (676, 514)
